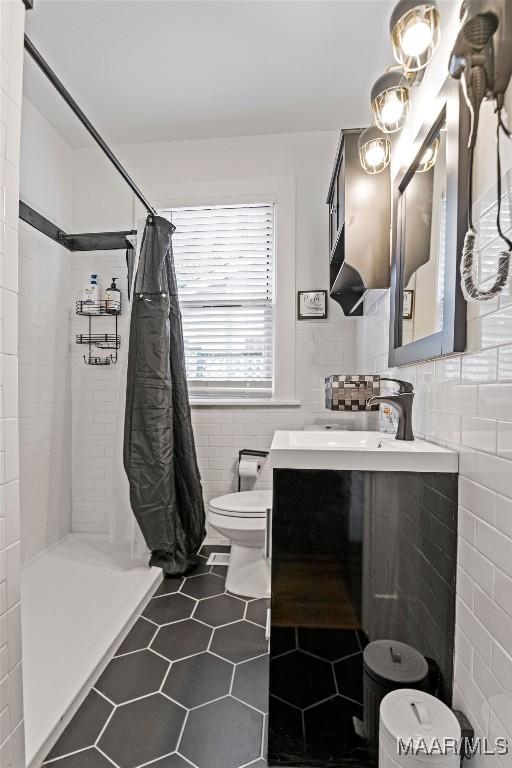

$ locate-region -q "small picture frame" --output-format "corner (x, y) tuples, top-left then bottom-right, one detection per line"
(403, 289), (414, 320)
(297, 290), (328, 320)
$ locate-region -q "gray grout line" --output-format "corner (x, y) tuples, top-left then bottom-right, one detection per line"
(174, 706), (190, 759)
(332, 660), (340, 695)
(158, 659), (172, 692)
(93, 686), (116, 707)
(148, 646), (175, 664)
(228, 661), (236, 694)
(133, 751), (179, 768)
(96, 745), (121, 768)
(230, 694), (268, 716)
(269, 692), (302, 710)
(94, 699), (118, 742)
(42, 746), (91, 765)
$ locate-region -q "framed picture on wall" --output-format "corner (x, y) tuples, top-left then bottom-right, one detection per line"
(403, 289), (414, 320)
(297, 290), (328, 320)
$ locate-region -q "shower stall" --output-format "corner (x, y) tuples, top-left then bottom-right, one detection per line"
(18, 38), (165, 766)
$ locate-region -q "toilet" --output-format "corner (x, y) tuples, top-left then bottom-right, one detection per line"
(207, 489), (272, 599)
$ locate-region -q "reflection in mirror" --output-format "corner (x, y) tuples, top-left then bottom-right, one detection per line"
(400, 119), (447, 345)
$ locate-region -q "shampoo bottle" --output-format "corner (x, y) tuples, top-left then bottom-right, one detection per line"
(105, 277), (121, 314)
(83, 274), (100, 314)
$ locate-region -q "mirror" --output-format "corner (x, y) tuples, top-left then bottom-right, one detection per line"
(389, 80), (470, 367)
(401, 118), (447, 345)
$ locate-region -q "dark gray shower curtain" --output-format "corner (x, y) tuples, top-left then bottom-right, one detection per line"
(124, 214), (205, 575)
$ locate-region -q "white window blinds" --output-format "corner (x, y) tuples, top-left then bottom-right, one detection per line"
(163, 203), (274, 395)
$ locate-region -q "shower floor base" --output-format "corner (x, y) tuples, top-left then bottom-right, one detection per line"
(21, 534), (161, 768)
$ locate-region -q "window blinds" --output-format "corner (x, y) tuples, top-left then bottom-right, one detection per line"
(163, 203), (274, 394)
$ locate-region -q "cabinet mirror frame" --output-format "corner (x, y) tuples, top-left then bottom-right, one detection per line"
(389, 80), (470, 367)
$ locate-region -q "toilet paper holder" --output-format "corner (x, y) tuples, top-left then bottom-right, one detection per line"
(238, 449), (269, 491)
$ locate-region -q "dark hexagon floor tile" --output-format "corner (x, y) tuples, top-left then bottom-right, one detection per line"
(151, 619), (212, 661)
(246, 761), (267, 767)
(268, 695), (304, 742)
(179, 696), (262, 768)
(270, 627), (296, 658)
(211, 620), (267, 663)
(43, 747), (113, 768)
(153, 576), (184, 597)
(46, 690), (113, 760)
(98, 693), (186, 768)
(303, 695), (363, 742)
(193, 593), (245, 627)
(232, 654), (269, 713)
(142, 593), (195, 625)
(334, 653), (363, 703)
(297, 628), (360, 661)
(181, 573), (225, 599)
(95, 649), (168, 704)
(245, 599), (269, 627)
(163, 651), (232, 708)
(270, 650), (335, 709)
(115, 617), (157, 655)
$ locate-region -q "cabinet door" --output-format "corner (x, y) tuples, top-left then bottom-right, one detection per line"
(336, 150), (345, 233)
(328, 185), (338, 254)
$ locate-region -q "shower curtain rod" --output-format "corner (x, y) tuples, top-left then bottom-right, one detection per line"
(24, 34), (156, 217)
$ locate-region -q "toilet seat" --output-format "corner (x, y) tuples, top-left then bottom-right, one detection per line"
(209, 489), (272, 518)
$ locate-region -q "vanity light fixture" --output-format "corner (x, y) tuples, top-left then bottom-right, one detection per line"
(371, 70), (410, 133)
(358, 126), (391, 174)
(390, 0), (441, 72)
(417, 136), (440, 172)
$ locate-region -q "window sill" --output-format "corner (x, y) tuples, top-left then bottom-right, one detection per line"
(189, 398), (301, 407)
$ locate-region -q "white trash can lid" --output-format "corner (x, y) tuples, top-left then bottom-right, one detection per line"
(380, 689), (461, 756)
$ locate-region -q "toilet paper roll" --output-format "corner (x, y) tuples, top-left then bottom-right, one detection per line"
(239, 456), (262, 479)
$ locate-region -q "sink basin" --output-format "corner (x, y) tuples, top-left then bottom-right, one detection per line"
(270, 430), (458, 473)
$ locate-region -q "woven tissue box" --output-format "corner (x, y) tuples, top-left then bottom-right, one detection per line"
(325, 374), (381, 412)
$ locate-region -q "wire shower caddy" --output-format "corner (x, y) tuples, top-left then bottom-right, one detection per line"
(75, 300), (121, 365)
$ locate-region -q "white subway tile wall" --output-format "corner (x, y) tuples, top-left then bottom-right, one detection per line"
(18, 223), (71, 564)
(358, 186), (512, 762)
(0, 2), (25, 767)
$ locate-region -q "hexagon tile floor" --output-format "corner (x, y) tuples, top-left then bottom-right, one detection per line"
(42, 545), (269, 768)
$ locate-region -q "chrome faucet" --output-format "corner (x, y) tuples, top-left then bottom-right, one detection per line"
(367, 377), (415, 441)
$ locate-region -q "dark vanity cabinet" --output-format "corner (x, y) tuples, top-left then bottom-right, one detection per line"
(327, 130), (391, 317)
(268, 468), (458, 768)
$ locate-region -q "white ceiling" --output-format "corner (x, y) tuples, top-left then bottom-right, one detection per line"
(24, 0), (399, 147)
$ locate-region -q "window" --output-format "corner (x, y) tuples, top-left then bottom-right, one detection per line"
(163, 203), (274, 397)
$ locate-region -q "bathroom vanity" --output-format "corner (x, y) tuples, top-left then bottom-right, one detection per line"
(268, 431), (458, 767)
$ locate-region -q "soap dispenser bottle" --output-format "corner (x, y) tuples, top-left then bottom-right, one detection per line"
(105, 277), (121, 314)
(83, 274), (100, 314)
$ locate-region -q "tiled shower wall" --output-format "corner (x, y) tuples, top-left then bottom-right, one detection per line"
(357, 178), (512, 761)
(0, 2), (25, 766)
(18, 97), (73, 564)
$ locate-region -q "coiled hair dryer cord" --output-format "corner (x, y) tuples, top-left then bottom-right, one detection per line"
(461, 109), (511, 302)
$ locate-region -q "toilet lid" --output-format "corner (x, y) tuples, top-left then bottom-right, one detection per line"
(209, 490), (272, 518)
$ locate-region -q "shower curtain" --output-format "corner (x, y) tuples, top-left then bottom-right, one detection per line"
(123, 214), (205, 575)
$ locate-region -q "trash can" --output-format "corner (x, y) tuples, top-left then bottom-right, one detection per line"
(379, 689), (461, 768)
(363, 640), (429, 746)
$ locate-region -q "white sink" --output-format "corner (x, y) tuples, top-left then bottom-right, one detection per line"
(271, 430), (458, 473)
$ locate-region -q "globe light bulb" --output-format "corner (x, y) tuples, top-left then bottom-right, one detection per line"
(401, 18), (432, 57)
(358, 127), (391, 174)
(365, 140), (386, 168)
(380, 91), (405, 126)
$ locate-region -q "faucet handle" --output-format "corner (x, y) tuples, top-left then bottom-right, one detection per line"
(379, 377), (414, 394)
